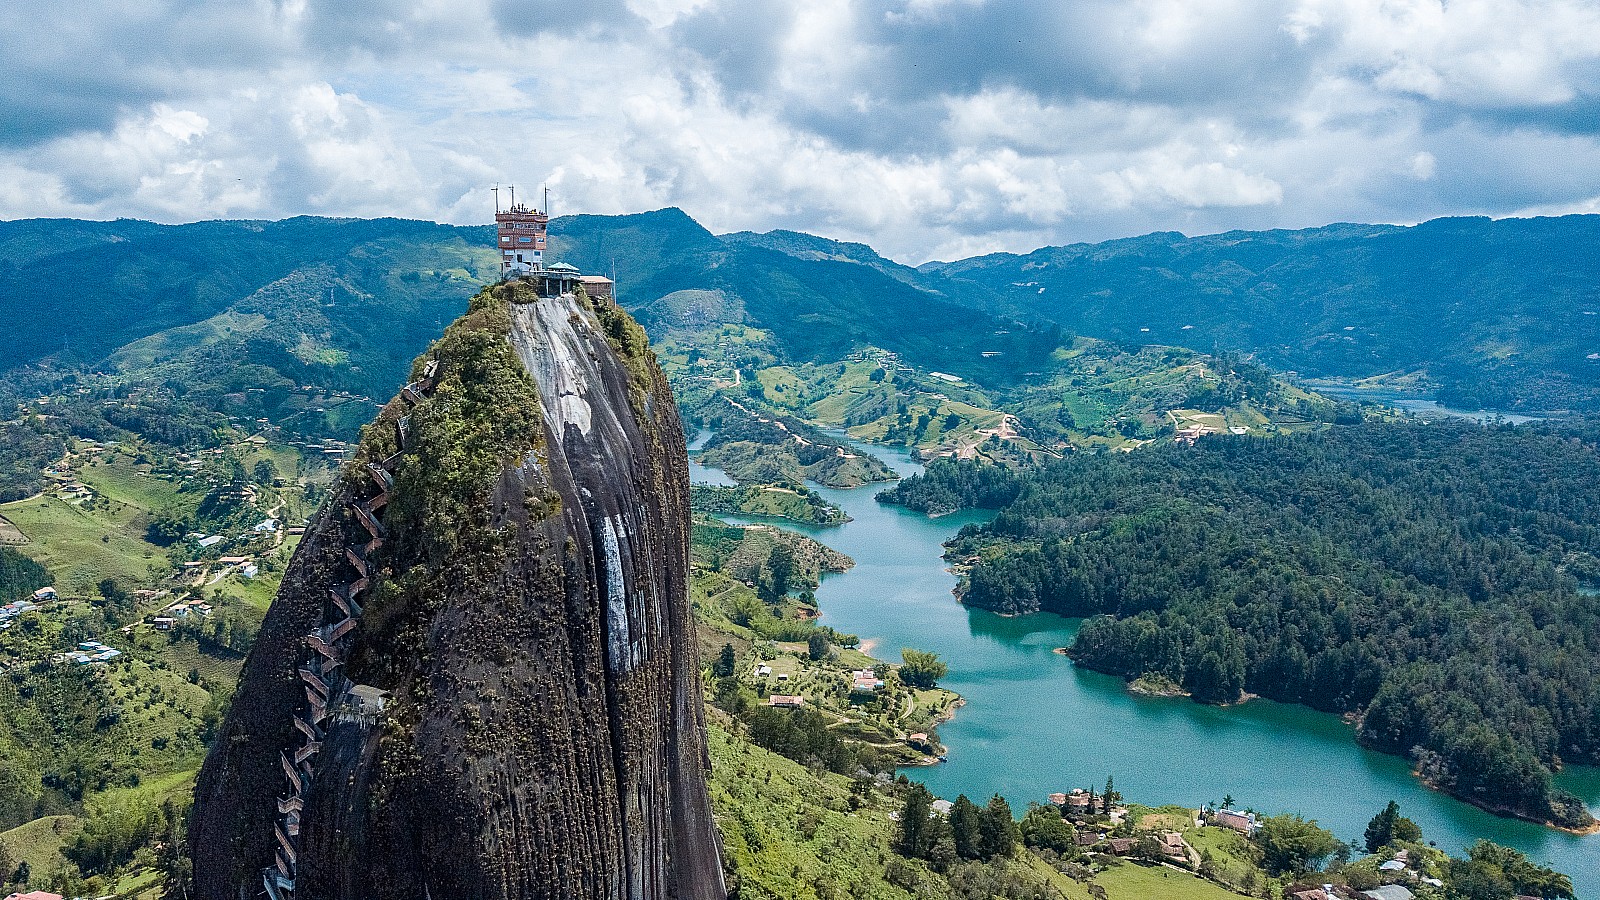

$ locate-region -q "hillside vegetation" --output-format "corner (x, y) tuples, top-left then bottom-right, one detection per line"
(925, 215), (1600, 413)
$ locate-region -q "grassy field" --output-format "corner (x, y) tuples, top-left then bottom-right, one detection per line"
(1091, 858), (1254, 900)
(0, 814), (83, 878)
(0, 494), (165, 592)
(1183, 825), (1275, 894)
(76, 453), (197, 518)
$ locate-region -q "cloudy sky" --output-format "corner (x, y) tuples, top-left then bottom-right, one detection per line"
(2, 0), (1598, 262)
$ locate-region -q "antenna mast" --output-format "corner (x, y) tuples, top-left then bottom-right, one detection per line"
(491, 183), (500, 213)
(543, 184), (549, 216)
(508, 185), (516, 210)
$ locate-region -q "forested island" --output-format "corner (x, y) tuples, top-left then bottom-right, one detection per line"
(881, 420), (1600, 831)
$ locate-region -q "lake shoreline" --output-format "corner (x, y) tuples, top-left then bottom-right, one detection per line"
(696, 433), (1600, 897)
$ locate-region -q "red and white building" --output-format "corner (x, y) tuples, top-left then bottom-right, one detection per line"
(496, 201), (548, 278)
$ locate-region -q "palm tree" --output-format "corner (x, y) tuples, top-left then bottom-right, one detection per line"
(1221, 794), (1235, 810)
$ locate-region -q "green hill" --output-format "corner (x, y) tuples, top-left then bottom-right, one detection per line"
(923, 215), (1600, 413)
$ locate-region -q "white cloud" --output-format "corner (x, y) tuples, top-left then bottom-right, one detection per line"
(0, 0), (1597, 263)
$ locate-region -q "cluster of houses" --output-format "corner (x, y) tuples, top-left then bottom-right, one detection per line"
(1286, 849), (1447, 900)
(179, 552), (261, 581)
(153, 596), (214, 630)
(1290, 882), (1422, 900)
(0, 588), (52, 631)
(188, 518), (277, 554)
(64, 640), (121, 665)
(1050, 788), (1126, 821)
(0, 599), (38, 631)
(1037, 790), (1191, 861)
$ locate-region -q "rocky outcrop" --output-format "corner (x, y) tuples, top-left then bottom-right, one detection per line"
(190, 281), (725, 900)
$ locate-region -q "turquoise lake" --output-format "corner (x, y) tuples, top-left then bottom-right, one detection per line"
(690, 433), (1600, 898)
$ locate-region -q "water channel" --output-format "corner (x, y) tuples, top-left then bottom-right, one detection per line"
(689, 433), (1600, 897)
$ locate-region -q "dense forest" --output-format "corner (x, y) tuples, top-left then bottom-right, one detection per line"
(884, 420), (1600, 828)
(0, 546), (50, 603)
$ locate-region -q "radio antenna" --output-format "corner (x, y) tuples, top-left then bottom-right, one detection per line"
(491, 183), (501, 213)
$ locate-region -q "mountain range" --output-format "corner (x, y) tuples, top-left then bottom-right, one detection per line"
(4, 210), (1598, 418)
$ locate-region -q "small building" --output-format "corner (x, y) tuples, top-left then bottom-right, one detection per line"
(1107, 837), (1135, 855)
(1212, 809), (1258, 835)
(197, 535), (224, 548)
(775, 672), (789, 682)
(754, 664), (772, 677)
(907, 732), (930, 751)
(1379, 859), (1406, 872)
(1048, 792), (1069, 806)
(346, 684), (391, 715)
(1074, 832), (1099, 848)
(218, 555), (252, 565)
(1289, 890), (1329, 900)
(1064, 789), (1094, 813)
(536, 262), (584, 298)
(31, 586), (57, 601)
(931, 799), (954, 815)
(767, 695), (805, 709)
(1362, 886), (1414, 900)
(6, 890), (66, 900)
(337, 684), (392, 726)
(851, 669), (884, 693)
(577, 274), (615, 301)
(152, 617), (177, 631)
(255, 518), (279, 532)
(1159, 832), (1186, 858)
(241, 563), (260, 579)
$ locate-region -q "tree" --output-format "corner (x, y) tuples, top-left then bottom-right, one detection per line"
(1102, 775), (1120, 813)
(1221, 794), (1234, 810)
(896, 784), (934, 857)
(1254, 814), (1340, 875)
(978, 795), (1019, 859)
(252, 458), (278, 486)
(807, 632), (829, 661)
(1019, 804), (1076, 853)
(899, 648), (948, 689)
(950, 795), (982, 859)
(712, 643), (736, 678)
(1364, 800), (1399, 852)
(157, 797), (192, 900)
(1363, 800), (1422, 851)
(1462, 840), (1575, 900)
(763, 544), (795, 603)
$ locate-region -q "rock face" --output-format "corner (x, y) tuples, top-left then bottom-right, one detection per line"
(190, 282), (725, 900)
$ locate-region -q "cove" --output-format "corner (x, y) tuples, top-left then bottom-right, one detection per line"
(693, 435), (1600, 898)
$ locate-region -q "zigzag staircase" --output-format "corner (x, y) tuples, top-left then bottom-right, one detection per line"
(262, 361), (437, 900)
